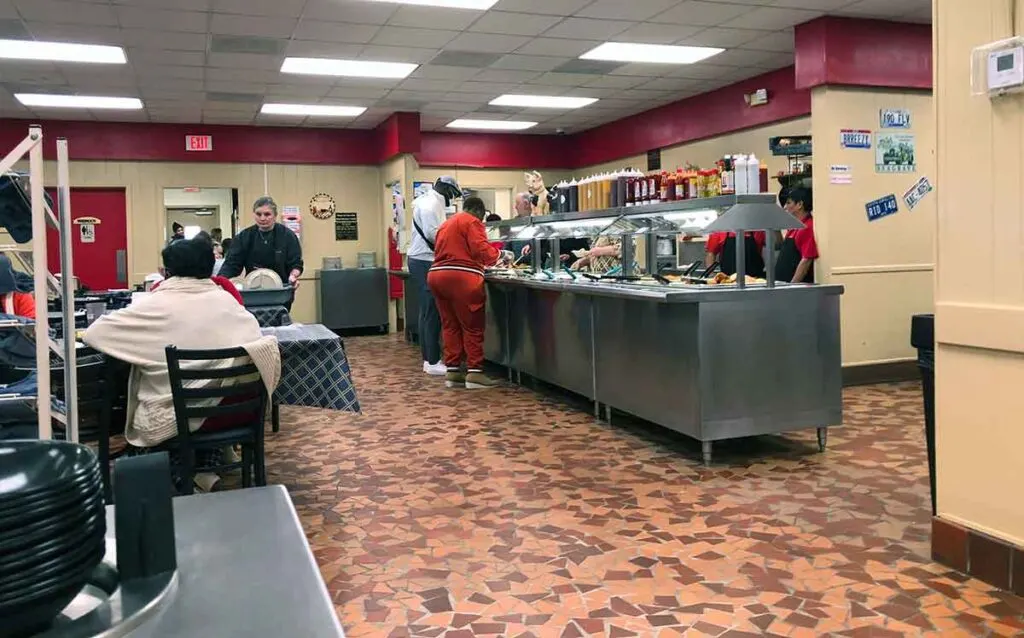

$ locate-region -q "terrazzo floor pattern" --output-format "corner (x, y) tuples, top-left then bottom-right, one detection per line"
(265, 335), (1024, 637)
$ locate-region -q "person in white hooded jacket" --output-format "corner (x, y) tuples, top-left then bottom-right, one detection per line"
(84, 236), (280, 451)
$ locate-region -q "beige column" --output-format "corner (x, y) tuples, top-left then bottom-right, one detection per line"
(934, 0), (1024, 549)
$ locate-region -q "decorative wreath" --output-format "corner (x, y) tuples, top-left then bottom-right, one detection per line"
(309, 192), (336, 220)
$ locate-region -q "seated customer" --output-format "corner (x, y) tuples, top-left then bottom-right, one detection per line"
(0, 254), (35, 319)
(151, 232), (243, 305)
(84, 237), (279, 452)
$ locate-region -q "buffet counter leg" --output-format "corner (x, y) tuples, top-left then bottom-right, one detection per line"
(701, 441), (713, 467)
(817, 427), (828, 452)
(604, 404), (612, 425)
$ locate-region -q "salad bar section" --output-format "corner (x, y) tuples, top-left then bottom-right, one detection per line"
(483, 195), (843, 465)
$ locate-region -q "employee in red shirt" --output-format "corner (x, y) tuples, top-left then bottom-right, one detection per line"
(776, 187), (818, 283)
(428, 197), (511, 390)
(705, 230), (767, 278)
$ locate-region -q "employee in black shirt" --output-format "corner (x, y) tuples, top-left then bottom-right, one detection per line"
(219, 196), (303, 308)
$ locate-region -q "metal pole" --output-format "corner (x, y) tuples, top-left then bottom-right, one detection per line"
(765, 230), (776, 288)
(29, 127), (50, 440)
(735, 229), (746, 290)
(57, 138), (78, 443)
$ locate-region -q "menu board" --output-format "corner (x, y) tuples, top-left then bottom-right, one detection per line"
(335, 212), (358, 241)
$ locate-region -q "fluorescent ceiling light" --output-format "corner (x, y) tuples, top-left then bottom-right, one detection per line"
(261, 103), (366, 117)
(281, 57), (416, 78)
(357, 0), (498, 8)
(580, 42), (724, 64)
(489, 95), (597, 109)
(447, 119), (537, 131)
(15, 94), (142, 109)
(0, 39), (126, 64)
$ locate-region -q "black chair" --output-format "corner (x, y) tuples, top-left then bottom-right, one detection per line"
(163, 345), (267, 495)
(51, 356), (130, 503)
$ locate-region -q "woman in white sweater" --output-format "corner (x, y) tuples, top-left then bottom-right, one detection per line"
(84, 236), (279, 451)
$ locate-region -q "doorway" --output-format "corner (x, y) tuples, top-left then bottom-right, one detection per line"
(45, 187), (129, 291)
(162, 187), (238, 244)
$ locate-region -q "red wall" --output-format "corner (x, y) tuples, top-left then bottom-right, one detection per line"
(417, 131), (572, 170)
(795, 17), (932, 90)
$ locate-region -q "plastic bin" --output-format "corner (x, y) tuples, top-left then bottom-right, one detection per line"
(239, 287), (293, 308)
(910, 313), (935, 515)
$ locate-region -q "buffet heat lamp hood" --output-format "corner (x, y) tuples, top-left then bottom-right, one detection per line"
(702, 198), (804, 289)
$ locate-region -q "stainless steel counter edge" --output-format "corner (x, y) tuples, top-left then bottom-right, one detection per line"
(484, 276), (845, 303)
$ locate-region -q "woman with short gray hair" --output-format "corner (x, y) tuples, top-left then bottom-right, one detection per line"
(219, 196), (304, 309)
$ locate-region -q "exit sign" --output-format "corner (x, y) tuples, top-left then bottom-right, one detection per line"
(185, 135), (213, 152)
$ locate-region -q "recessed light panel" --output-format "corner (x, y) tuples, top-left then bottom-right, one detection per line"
(281, 57), (417, 78)
(0, 39), (126, 64)
(261, 103), (367, 117)
(15, 94), (142, 109)
(580, 42), (724, 64)
(447, 119), (537, 130)
(489, 95), (597, 109)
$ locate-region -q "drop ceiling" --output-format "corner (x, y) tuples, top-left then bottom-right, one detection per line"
(0, 0), (932, 133)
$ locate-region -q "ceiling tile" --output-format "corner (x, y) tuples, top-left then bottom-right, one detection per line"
(359, 44), (438, 63)
(127, 49), (207, 67)
(490, 0), (591, 16)
(607, 63), (668, 77)
(205, 67), (280, 83)
(613, 22), (703, 45)
(446, 32), (531, 53)
(386, 5), (480, 30)
(468, 11), (556, 36)
(541, 17), (633, 40)
(25, 22), (123, 45)
(411, 64), (483, 80)
(667, 61), (739, 80)
(293, 20), (380, 43)
(326, 85), (392, 99)
(284, 40), (365, 57)
(530, 71), (596, 86)
(115, 7), (209, 33)
(371, 26), (459, 49)
(212, 0), (306, 17)
(302, 0), (396, 24)
(206, 52), (282, 70)
(15, 0), (116, 25)
(654, 1), (752, 27)
(677, 27), (768, 48)
(472, 69), (543, 83)
(739, 29), (795, 52)
(112, 0), (212, 10)
(133, 65), (206, 80)
(720, 6), (823, 30)
(576, 0), (679, 21)
(582, 74), (650, 89)
(398, 77), (464, 92)
(489, 54), (568, 72)
(209, 14), (297, 38)
(773, 0), (853, 8)
(517, 37), (601, 57)
(450, 80), (514, 93)
(120, 29), (210, 51)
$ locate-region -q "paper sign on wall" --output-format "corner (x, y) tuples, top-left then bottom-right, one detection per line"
(840, 129), (871, 149)
(903, 176), (933, 211)
(876, 133), (916, 173)
(829, 165), (853, 184)
(866, 194), (899, 222)
(74, 216), (100, 243)
(282, 205), (302, 240)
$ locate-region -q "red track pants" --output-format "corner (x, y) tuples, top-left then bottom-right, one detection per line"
(427, 269), (487, 371)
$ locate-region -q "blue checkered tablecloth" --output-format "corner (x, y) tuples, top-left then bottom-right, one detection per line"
(261, 324), (359, 413)
(248, 305), (293, 328)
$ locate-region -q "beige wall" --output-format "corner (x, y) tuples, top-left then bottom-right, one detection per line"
(579, 118), (810, 180)
(24, 160), (382, 324)
(811, 86), (935, 366)
(934, 0), (1024, 546)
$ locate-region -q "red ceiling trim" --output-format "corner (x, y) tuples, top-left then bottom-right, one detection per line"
(376, 111), (421, 162)
(795, 17), (932, 90)
(416, 131), (572, 170)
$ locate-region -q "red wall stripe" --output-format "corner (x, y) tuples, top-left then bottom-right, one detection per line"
(416, 131), (572, 170)
(795, 17), (932, 90)
(377, 111), (421, 162)
(571, 67), (811, 168)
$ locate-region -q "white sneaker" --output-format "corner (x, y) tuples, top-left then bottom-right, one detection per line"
(423, 361), (448, 376)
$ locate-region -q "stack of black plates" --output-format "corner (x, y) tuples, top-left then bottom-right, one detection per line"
(0, 441), (106, 638)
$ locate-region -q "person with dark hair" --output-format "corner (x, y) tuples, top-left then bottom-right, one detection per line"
(776, 187), (818, 284)
(168, 221), (185, 245)
(210, 227), (223, 244)
(84, 235), (276, 455)
(151, 232), (243, 304)
(485, 213), (501, 222)
(219, 196), (303, 308)
(221, 237), (232, 255)
(0, 254), (34, 318)
(428, 196), (511, 390)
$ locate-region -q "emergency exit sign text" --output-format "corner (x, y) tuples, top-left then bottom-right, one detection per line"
(185, 135), (213, 152)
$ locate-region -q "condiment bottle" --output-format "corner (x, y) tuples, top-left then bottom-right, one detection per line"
(638, 171), (648, 205)
(648, 171), (660, 205)
(625, 173), (635, 207)
(734, 154), (749, 195)
(686, 168), (699, 199)
(719, 156), (734, 195)
(747, 153), (761, 194)
(664, 170), (677, 201)
(675, 168), (686, 200)
(567, 178), (579, 212)
(759, 162), (769, 194)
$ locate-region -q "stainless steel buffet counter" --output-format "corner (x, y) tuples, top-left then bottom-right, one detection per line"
(483, 275), (844, 464)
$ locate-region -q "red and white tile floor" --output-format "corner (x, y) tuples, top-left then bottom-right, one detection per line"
(265, 335), (1024, 637)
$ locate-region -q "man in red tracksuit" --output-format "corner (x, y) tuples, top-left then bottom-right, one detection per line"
(428, 197), (511, 389)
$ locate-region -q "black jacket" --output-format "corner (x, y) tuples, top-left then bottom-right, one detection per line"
(219, 223), (303, 281)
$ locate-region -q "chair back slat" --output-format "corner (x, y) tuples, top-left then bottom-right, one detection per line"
(182, 396), (263, 419)
(178, 380), (263, 400)
(176, 363), (258, 381)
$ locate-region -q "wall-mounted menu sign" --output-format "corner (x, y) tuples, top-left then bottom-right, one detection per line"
(335, 212), (358, 241)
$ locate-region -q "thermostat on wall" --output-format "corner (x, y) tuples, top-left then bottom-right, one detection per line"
(972, 37), (1024, 96)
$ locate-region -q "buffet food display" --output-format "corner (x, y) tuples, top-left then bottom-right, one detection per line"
(483, 194), (843, 465)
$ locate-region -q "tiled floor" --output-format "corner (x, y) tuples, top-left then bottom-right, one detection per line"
(267, 335), (1024, 637)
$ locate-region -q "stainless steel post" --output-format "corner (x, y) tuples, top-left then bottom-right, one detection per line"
(590, 300), (598, 417)
(645, 233), (657, 275)
(620, 236), (635, 277)
(735, 229), (746, 290)
(531, 237), (542, 272)
(28, 127), (50, 440)
(765, 230), (776, 288)
(57, 139), (78, 442)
